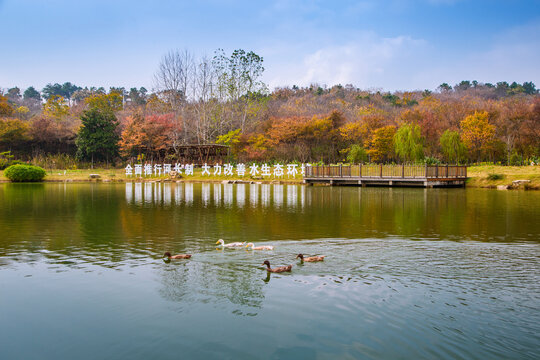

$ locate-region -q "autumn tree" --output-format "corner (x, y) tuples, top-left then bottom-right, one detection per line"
(366, 126), (396, 163)
(440, 130), (467, 164)
(0, 118), (30, 149)
(460, 111), (496, 162)
(394, 123), (424, 163)
(0, 95), (14, 117)
(76, 108), (119, 166)
(43, 95), (69, 118)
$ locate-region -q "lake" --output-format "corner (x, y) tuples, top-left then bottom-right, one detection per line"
(1, 183), (539, 359)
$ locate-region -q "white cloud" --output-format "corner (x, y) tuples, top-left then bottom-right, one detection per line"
(265, 33), (428, 90)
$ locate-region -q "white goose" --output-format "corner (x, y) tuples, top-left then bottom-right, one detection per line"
(216, 239), (246, 248)
(245, 243), (274, 251)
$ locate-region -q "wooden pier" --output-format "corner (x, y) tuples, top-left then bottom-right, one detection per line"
(304, 164), (467, 188)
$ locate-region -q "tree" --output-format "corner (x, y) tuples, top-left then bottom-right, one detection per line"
(454, 80), (471, 92)
(43, 95), (69, 118)
(85, 92), (123, 112)
(460, 111), (496, 162)
(42, 82), (81, 100)
(366, 126), (396, 163)
(438, 83), (452, 92)
(440, 130), (467, 164)
(522, 82), (537, 95)
(213, 48), (266, 132)
(7, 87), (21, 102)
(0, 95), (14, 117)
(23, 86), (41, 101)
(346, 144), (368, 163)
(76, 108), (119, 166)
(0, 118), (30, 147)
(394, 123), (424, 163)
(119, 113), (176, 161)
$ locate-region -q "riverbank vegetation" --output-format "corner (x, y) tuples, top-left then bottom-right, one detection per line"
(1, 49), (538, 168)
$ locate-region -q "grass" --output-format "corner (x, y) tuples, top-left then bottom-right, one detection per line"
(1, 165), (539, 189)
(466, 165), (540, 189)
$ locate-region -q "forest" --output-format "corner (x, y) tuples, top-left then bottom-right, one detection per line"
(1, 49), (539, 168)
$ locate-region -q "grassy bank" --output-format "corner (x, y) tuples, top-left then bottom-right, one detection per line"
(1, 165), (539, 189)
(466, 165), (540, 189)
(0, 168), (304, 184)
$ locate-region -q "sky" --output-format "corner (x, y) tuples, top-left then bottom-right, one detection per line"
(1, 0), (539, 92)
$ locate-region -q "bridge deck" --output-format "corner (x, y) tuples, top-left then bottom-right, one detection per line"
(304, 165), (467, 188)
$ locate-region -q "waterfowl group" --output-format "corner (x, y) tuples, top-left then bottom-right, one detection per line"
(164, 240), (326, 275)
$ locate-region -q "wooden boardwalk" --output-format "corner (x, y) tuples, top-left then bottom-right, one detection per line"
(304, 164), (467, 188)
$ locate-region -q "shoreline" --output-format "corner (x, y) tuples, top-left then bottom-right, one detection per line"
(1, 165), (538, 190)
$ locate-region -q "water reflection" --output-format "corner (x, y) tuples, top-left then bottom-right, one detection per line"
(201, 183), (210, 206)
(250, 184), (258, 206)
(237, 184), (245, 208)
(1, 183), (540, 359)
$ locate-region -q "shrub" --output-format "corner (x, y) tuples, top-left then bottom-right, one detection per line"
(487, 173), (504, 180)
(4, 164), (47, 182)
(508, 152), (523, 166)
(423, 156), (441, 165)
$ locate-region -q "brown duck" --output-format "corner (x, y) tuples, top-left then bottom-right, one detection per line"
(263, 260), (292, 273)
(163, 252), (192, 259)
(296, 254), (325, 262)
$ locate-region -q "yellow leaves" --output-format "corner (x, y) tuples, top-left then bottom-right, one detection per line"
(85, 93), (123, 112)
(366, 125), (396, 163)
(460, 111), (496, 160)
(0, 118), (31, 143)
(43, 95), (69, 118)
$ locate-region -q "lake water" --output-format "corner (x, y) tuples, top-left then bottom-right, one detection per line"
(1, 183), (539, 359)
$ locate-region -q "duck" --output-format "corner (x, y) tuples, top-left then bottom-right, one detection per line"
(262, 260), (292, 273)
(296, 254), (325, 262)
(216, 239), (246, 248)
(163, 251), (192, 259)
(245, 243), (274, 251)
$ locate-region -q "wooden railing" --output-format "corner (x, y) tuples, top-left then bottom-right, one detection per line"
(305, 164), (467, 179)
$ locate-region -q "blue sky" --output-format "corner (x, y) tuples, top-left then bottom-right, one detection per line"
(1, 0), (539, 92)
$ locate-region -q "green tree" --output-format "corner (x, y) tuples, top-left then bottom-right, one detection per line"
(394, 123), (424, 163)
(23, 86), (41, 101)
(76, 108), (120, 166)
(440, 130), (467, 164)
(346, 144), (368, 163)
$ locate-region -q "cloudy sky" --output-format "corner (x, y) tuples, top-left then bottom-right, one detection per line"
(1, 0), (539, 92)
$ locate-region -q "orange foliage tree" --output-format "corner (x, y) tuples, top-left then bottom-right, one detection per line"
(460, 111), (496, 162)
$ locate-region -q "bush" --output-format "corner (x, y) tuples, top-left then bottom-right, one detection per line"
(487, 173), (504, 180)
(423, 156), (441, 165)
(4, 164), (47, 182)
(508, 152), (523, 166)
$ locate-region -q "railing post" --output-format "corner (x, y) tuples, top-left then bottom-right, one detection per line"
(402, 164), (405, 178)
(446, 164), (448, 178)
(436, 165), (439, 178)
(339, 163), (342, 177)
(359, 163), (362, 178)
(380, 164), (383, 177)
(425, 163), (428, 178)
